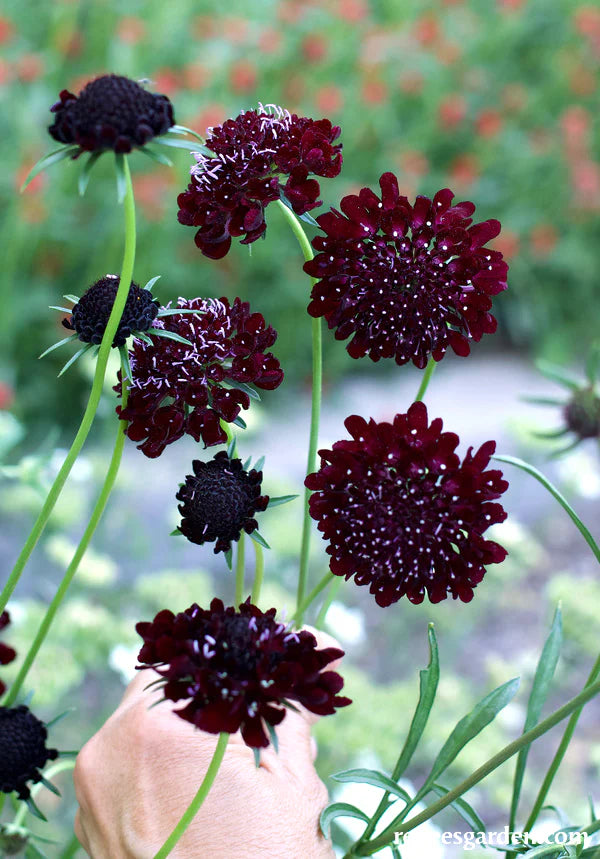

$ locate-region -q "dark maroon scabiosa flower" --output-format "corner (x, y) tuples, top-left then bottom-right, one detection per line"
(62, 275), (159, 348)
(177, 104), (342, 259)
(0, 706), (59, 799)
(305, 402), (508, 606)
(48, 74), (174, 155)
(136, 598), (351, 748)
(304, 172), (508, 370)
(116, 297), (284, 457)
(563, 387), (600, 439)
(0, 612), (16, 698)
(177, 452), (268, 553)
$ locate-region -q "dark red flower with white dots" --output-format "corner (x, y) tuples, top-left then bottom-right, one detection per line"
(0, 612), (16, 697)
(136, 598), (351, 748)
(177, 104), (342, 259)
(305, 402), (508, 606)
(116, 297), (284, 457)
(48, 74), (174, 155)
(304, 172), (508, 369)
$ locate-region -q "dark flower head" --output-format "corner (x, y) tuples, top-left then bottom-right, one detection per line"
(304, 172), (508, 369)
(116, 296), (284, 457)
(48, 74), (174, 155)
(563, 387), (600, 440)
(0, 706), (58, 799)
(136, 598), (351, 748)
(177, 104), (342, 259)
(0, 611), (16, 698)
(62, 275), (159, 348)
(305, 402), (508, 606)
(177, 452), (268, 553)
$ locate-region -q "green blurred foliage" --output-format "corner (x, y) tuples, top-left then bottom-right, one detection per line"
(1, 0), (599, 440)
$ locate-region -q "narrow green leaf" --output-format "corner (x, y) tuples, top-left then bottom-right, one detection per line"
(424, 676), (520, 789)
(392, 624), (440, 781)
(493, 455), (600, 565)
(430, 783), (485, 833)
(48, 306), (74, 314)
(320, 803), (370, 839)
(119, 345), (133, 383)
(548, 440), (583, 459)
(155, 137), (200, 151)
(63, 294), (80, 304)
(588, 795), (596, 824)
(39, 775), (61, 797)
(331, 768), (411, 803)
(233, 414), (247, 429)
(509, 606), (562, 833)
(21, 146), (80, 191)
(168, 124), (206, 142)
(536, 360), (581, 391)
(78, 151), (102, 196)
(268, 494), (299, 507)
(249, 531), (270, 550)
(531, 428), (570, 440)
(151, 329), (193, 347)
(170, 528), (183, 537)
(39, 334), (78, 359)
(135, 332), (154, 346)
(58, 344), (92, 377)
(254, 456), (265, 472)
(157, 308), (205, 317)
(253, 748), (261, 768)
(137, 146), (173, 167)
(299, 211), (319, 227)
(45, 708), (75, 728)
(267, 723), (279, 753)
(115, 153), (127, 203)
(143, 275), (162, 292)
(521, 396), (566, 407)
(25, 796), (47, 822)
(225, 380), (261, 401)
(227, 436), (237, 459)
(224, 548), (233, 570)
(242, 456), (252, 470)
(585, 344), (600, 386)
(26, 843), (49, 859)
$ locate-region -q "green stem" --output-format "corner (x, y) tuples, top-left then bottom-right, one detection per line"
(493, 455), (600, 565)
(315, 575), (343, 629)
(2, 373), (129, 707)
(235, 534), (245, 604)
(60, 833), (83, 859)
(275, 200), (321, 626)
(251, 540), (264, 604)
(291, 571), (336, 626)
(523, 651), (600, 833)
(153, 732), (228, 859)
(0, 158), (136, 615)
(415, 357), (436, 402)
(352, 676), (600, 855)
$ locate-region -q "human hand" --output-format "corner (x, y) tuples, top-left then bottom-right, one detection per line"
(73, 628), (340, 858)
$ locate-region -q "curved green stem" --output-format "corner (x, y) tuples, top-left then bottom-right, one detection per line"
(235, 534), (245, 604)
(154, 732), (228, 858)
(0, 158), (136, 614)
(275, 200), (321, 626)
(523, 650), (600, 833)
(350, 676), (600, 855)
(2, 374), (129, 707)
(493, 455), (600, 565)
(291, 571), (336, 626)
(251, 540), (264, 604)
(315, 575), (343, 629)
(415, 357), (436, 403)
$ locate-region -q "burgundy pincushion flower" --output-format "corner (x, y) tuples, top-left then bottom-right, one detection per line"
(0, 612), (16, 698)
(177, 452), (268, 553)
(305, 402), (508, 606)
(136, 598), (351, 748)
(0, 706), (58, 799)
(177, 104), (342, 259)
(48, 74), (174, 155)
(304, 172), (508, 369)
(63, 276), (159, 348)
(563, 387), (600, 440)
(116, 297), (284, 457)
